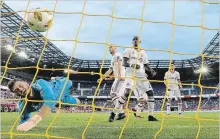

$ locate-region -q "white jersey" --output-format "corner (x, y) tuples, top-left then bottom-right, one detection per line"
(123, 48), (149, 78)
(110, 52), (125, 78)
(164, 71), (180, 90)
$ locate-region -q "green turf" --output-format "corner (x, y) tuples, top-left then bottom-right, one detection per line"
(1, 112), (219, 139)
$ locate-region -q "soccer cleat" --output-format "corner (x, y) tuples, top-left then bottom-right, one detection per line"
(148, 115), (158, 121)
(178, 113), (183, 116)
(116, 113), (126, 120)
(108, 112), (116, 122)
(136, 115), (144, 118)
(131, 108), (137, 117)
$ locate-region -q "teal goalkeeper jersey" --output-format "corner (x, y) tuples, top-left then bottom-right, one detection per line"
(17, 77), (77, 124)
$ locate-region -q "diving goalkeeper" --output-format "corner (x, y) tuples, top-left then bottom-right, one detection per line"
(7, 76), (80, 132)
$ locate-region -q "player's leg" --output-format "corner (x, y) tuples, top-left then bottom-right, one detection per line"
(166, 98), (171, 115)
(138, 80), (158, 121)
(146, 90), (158, 121)
(115, 89), (128, 120)
(119, 81), (127, 115)
(166, 90), (173, 115)
(134, 99), (145, 118)
(132, 87), (145, 118)
(115, 78), (134, 120)
(131, 87), (139, 117)
(133, 103), (144, 118)
(138, 92), (148, 118)
(176, 90), (182, 115)
(108, 79), (120, 122)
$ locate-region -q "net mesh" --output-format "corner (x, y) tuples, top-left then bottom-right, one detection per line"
(0, 0), (219, 139)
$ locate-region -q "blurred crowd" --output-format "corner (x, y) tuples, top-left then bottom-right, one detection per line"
(70, 81), (218, 96)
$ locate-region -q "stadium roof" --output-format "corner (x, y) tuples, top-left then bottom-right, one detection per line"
(1, 3), (219, 70)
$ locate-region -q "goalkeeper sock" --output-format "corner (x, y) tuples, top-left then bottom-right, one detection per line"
(178, 103), (182, 114)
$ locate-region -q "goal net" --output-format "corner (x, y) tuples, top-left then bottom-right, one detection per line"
(0, 0), (219, 139)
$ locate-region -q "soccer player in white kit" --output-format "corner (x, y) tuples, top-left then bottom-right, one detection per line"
(164, 63), (183, 115)
(115, 36), (158, 121)
(97, 45), (125, 122)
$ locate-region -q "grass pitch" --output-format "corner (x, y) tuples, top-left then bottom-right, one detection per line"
(1, 112), (219, 139)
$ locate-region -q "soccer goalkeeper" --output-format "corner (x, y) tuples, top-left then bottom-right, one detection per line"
(8, 76), (80, 132)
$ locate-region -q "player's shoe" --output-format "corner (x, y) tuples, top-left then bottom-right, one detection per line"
(131, 108), (137, 117)
(178, 113), (183, 116)
(108, 112), (116, 122)
(136, 115), (144, 118)
(131, 108), (144, 118)
(116, 113), (126, 120)
(148, 115), (158, 121)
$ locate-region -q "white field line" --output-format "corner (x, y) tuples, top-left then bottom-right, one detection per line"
(1, 125), (219, 129)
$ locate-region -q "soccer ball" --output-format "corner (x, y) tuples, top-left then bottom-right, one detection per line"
(26, 8), (53, 32)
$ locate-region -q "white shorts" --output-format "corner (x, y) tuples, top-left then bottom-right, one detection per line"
(110, 78), (125, 98)
(167, 90), (181, 99)
(124, 77), (153, 93)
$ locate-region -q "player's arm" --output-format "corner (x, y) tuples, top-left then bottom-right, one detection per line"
(164, 72), (168, 87)
(97, 68), (113, 83)
(35, 79), (56, 117)
(123, 48), (130, 67)
(177, 72), (182, 89)
(143, 52), (156, 77)
(105, 73), (114, 80)
(17, 100), (31, 124)
(17, 106), (51, 132)
(123, 57), (129, 67)
(117, 60), (122, 79)
(103, 68), (113, 79)
(117, 55), (123, 80)
(17, 80), (55, 131)
(123, 57), (140, 69)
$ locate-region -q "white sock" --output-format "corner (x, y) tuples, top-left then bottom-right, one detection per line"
(112, 97), (118, 106)
(113, 96), (126, 113)
(167, 103), (171, 114)
(136, 103), (144, 116)
(148, 100), (154, 116)
(178, 103), (182, 114)
(112, 98), (118, 114)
